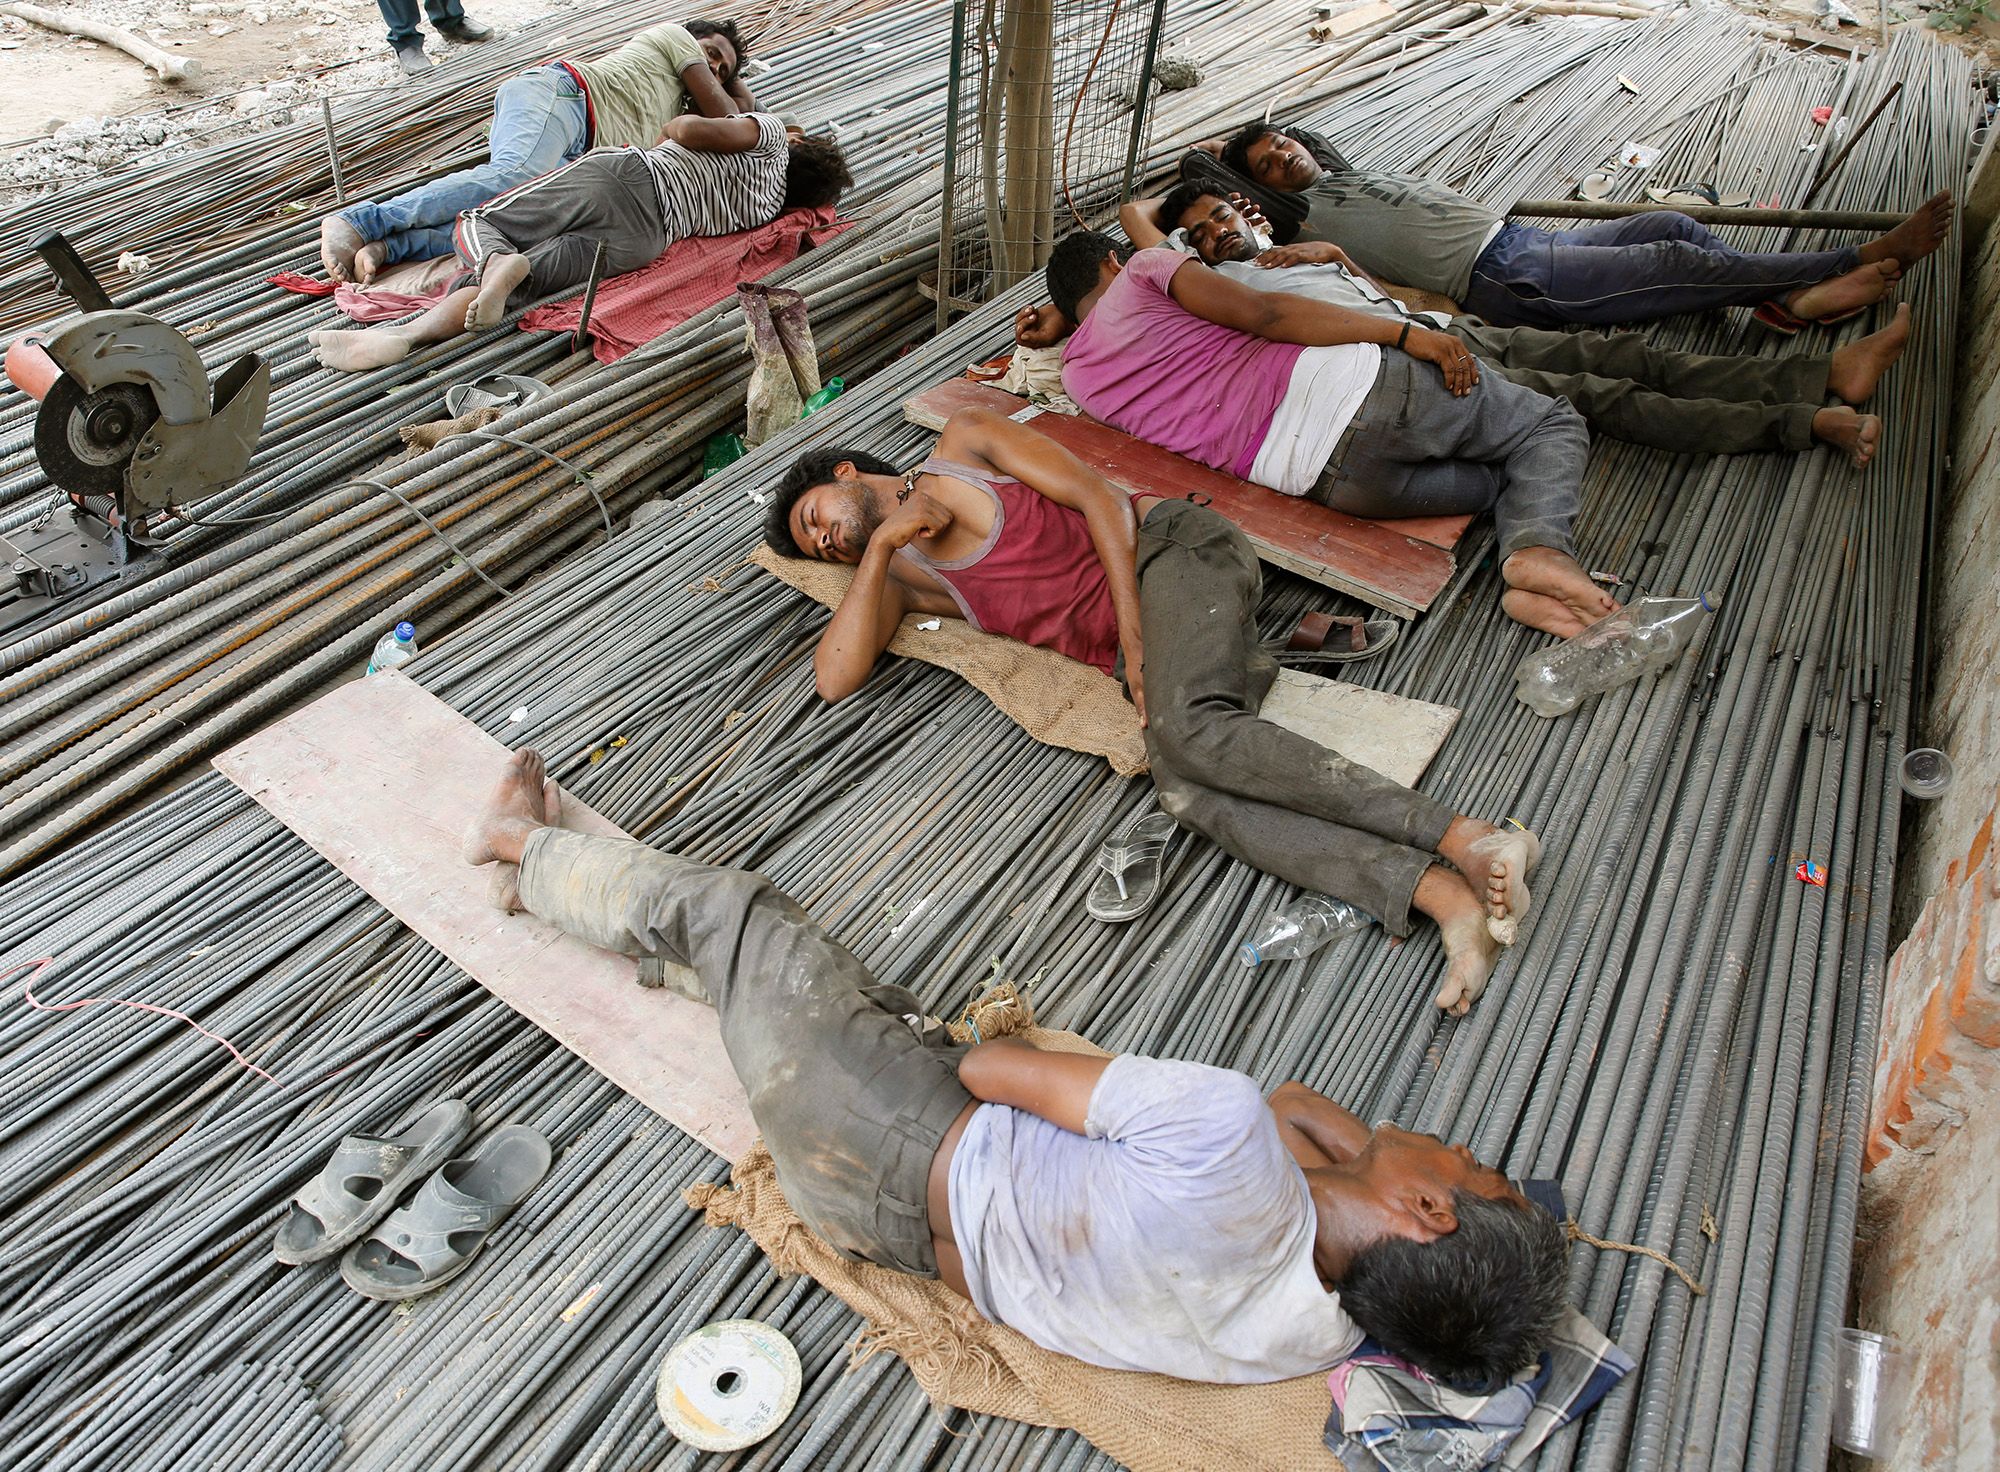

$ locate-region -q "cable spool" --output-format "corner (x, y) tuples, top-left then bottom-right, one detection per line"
(655, 1319), (801, 1451)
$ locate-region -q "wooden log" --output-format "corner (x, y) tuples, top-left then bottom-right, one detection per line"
(1508, 199), (1906, 229)
(0, 2), (200, 82)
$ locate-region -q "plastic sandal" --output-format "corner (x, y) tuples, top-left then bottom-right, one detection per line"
(339, 1124), (552, 1301)
(442, 373), (551, 419)
(273, 1100), (471, 1266)
(1279, 612), (1402, 665)
(1086, 811), (1178, 923)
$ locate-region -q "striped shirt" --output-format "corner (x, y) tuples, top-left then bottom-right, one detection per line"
(641, 114), (790, 242)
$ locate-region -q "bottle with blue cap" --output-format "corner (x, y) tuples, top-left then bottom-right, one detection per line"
(366, 621), (419, 676)
(1237, 894), (1372, 967)
(1513, 592), (1719, 718)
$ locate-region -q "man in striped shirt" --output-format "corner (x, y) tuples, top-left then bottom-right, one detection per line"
(309, 113), (850, 372)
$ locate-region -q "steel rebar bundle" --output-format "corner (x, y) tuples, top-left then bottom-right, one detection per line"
(0, 9), (1976, 1472)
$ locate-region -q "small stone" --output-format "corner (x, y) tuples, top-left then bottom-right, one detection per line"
(208, 21), (235, 34)
(138, 121), (167, 145)
(247, 6), (270, 21)
(188, 2), (220, 12)
(233, 89), (268, 114)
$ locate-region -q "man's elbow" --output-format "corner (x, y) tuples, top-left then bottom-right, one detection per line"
(814, 667), (865, 705)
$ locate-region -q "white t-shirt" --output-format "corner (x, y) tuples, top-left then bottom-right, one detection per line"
(948, 1055), (1364, 1383)
(641, 112), (790, 243)
(1250, 342), (1380, 497)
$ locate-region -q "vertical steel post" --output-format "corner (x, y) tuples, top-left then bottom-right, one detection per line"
(935, 0), (972, 333)
(1121, 0), (1170, 201)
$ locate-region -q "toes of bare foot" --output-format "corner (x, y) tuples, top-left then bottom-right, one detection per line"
(462, 748), (550, 865)
(320, 216), (363, 283)
(1849, 414), (1882, 470)
(488, 863), (522, 913)
(1468, 826), (1540, 941)
(1436, 916), (1501, 1015)
(354, 242), (387, 285)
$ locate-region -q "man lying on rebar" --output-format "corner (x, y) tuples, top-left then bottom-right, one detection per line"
(309, 114), (851, 372)
(1184, 121), (1952, 331)
(1110, 186), (1913, 470)
(320, 18), (758, 282)
(462, 747), (1572, 1385)
(766, 406), (1538, 1013)
(1040, 228), (1612, 642)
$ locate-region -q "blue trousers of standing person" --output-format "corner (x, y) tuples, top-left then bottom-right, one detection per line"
(376, 0), (466, 48)
(1460, 213), (1860, 328)
(336, 65), (591, 267)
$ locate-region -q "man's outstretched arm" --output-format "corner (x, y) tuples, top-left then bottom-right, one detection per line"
(1267, 1080), (1370, 1168)
(1119, 196), (1171, 249)
(959, 1037), (1113, 1136)
(662, 112), (766, 153)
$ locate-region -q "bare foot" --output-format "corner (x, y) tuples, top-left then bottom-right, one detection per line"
(1786, 259), (1897, 323)
(1826, 304), (1911, 404)
(1500, 547), (1619, 638)
(1810, 408), (1882, 470)
(465, 253), (531, 331)
(1858, 190), (1954, 270)
(1469, 826), (1541, 944)
(353, 241), (388, 286)
(320, 215), (366, 283)
(308, 327), (415, 373)
(463, 748), (560, 869)
(1416, 868), (1501, 1016)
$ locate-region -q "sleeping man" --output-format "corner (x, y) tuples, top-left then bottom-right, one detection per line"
(462, 747), (1573, 1386)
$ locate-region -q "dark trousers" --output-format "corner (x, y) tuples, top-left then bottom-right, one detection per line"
(1449, 320), (1829, 453)
(455, 149), (667, 304)
(515, 828), (971, 1275)
(1136, 501), (1458, 936)
(1311, 351), (1588, 562)
(1462, 215), (1860, 328)
(376, 0), (465, 48)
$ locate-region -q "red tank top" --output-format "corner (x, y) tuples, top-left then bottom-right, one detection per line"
(897, 457), (1125, 675)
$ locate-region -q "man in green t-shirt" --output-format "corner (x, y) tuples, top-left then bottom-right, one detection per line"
(322, 18), (759, 283)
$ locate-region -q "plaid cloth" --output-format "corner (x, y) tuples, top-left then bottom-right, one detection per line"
(1324, 1309), (1635, 1472)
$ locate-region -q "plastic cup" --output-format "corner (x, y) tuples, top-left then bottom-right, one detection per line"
(1832, 1328), (1909, 1459)
(1899, 748), (1954, 800)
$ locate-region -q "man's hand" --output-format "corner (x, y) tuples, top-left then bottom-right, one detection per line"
(1254, 241), (1353, 271)
(1229, 192), (1271, 238)
(1192, 136), (1227, 157)
(1014, 303), (1071, 349)
(1400, 324), (1480, 396)
(1123, 638), (1148, 727)
(871, 490), (954, 551)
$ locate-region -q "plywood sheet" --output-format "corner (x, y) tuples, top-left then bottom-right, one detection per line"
(1260, 668), (1459, 789)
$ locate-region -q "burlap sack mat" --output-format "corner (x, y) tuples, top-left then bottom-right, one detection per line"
(750, 545), (1150, 777)
(683, 1027), (1345, 1472)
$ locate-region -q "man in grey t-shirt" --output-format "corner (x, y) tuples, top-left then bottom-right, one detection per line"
(459, 747), (1573, 1389)
(1119, 186), (1911, 470)
(1194, 120), (1951, 332)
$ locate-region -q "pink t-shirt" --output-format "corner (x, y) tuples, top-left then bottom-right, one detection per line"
(1060, 247), (1305, 480)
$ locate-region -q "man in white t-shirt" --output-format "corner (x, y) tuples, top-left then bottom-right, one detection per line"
(460, 748), (1573, 1388)
(309, 114), (850, 373)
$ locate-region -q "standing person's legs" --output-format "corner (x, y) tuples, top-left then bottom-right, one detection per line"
(422, 0), (468, 32)
(376, 0), (423, 48)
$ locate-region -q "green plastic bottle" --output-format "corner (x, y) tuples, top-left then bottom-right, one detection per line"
(799, 377), (845, 418)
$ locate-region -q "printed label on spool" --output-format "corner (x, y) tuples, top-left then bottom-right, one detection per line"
(656, 1319), (801, 1451)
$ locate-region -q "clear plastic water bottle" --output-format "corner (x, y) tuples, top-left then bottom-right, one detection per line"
(1237, 895), (1373, 966)
(366, 621), (418, 675)
(1513, 593), (1718, 718)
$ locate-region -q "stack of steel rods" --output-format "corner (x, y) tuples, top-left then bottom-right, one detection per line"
(0, 12), (1974, 1472)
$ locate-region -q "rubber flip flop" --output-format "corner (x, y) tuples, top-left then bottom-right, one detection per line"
(274, 1099), (471, 1265)
(1755, 297), (1868, 336)
(1086, 811), (1178, 923)
(339, 1124), (552, 1301)
(442, 373), (552, 419)
(1280, 612), (1401, 665)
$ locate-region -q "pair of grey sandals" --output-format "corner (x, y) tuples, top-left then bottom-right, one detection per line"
(273, 1101), (551, 1301)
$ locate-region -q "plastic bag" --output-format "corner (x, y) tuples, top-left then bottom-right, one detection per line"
(740, 283), (821, 447)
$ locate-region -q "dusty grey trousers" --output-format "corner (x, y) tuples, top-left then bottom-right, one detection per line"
(1449, 320), (1828, 454)
(515, 827), (971, 1275)
(455, 149), (668, 305)
(1311, 350), (1589, 561)
(1136, 501), (1457, 935)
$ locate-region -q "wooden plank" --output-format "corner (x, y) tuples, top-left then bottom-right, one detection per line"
(905, 377), (1466, 617)
(213, 673), (755, 1161)
(1260, 668), (1458, 789)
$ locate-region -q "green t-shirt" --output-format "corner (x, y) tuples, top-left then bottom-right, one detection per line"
(570, 22), (705, 150)
(1300, 169), (1502, 302)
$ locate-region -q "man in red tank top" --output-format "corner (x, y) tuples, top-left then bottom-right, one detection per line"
(764, 406), (1541, 1017)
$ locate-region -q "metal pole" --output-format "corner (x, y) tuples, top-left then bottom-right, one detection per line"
(319, 98), (346, 207)
(1120, 0), (1170, 202)
(1508, 199), (1907, 228)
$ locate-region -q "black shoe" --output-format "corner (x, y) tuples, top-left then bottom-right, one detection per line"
(392, 40), (432, 75)
(437, 16), (493, 41)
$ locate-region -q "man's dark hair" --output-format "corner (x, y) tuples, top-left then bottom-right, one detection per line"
(1220, 120), (1281, 178)
(1158, 181), (1218, 237)
(1045, 232), (1130, 323)
(763, 447), (900, 558)
(784, 135), (853, 211)
(1335, 1191), (1570, 1388)
(685, 18), (751, 72)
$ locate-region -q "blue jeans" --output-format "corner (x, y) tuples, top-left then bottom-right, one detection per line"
(1461, 215), (1860, 328)
(375, 0), (464, 48)
(337, 66), (590, 267)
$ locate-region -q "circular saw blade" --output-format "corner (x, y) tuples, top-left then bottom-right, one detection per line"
(34, 375), (159, 499)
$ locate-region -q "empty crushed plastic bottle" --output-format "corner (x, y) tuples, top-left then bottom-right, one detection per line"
(366, 621), (418, 675)
(800, 376), (846, 417)
(1237, 895), (1373, 966)
(1513, 593), (1718, 718)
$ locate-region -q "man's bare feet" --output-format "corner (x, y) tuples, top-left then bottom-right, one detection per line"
(1811, 407), (1884, 469)
(463, 748), (560, 869)
(1786, 259), (1897, 324)
(1827, 304), (1912, 405)
(1858, 190), (1954, 270)
(465, 253), (531, 331)
(1500, 547), (1619, 638)
(353, 241), (388, 286)
(320, 215), (366, 283)
(1416, 868), (1501, 1016)
(308, 327), (415, 373)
